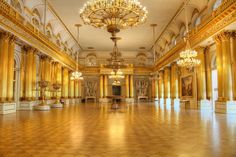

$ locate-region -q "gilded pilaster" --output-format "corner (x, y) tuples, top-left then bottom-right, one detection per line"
(170, 62), (179, 99)
(24, 46), (37, 101)
(220, 32), (232, 101)
(164, 67), (171, 99)
(205, 46), (212, 100)
(104, 75), (108, 97)
(158, 70), (164, 99)
(100, 75), (104, 98)
(0, 32), (10, 102)
(125, 75), (130, 98)
(196, 47), (207, 100)
(129, 75), (134, 98)
(155, 78), (158, 99)
(231, 32), (236, 100)
(62, 67), (69, 98)
(7, 35), (16, 102)
(214, 35), (224, 101)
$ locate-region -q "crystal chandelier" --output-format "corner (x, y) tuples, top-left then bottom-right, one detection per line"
(71, 24), (83, 81)
(177, 1), (200, 68)
(109, 69), (125, 79)
(104, 36), (127, 70)
(80, 0), (148, 35)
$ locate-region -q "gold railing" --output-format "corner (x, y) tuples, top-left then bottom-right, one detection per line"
(154, 0), (236, 71)
(0, 0), (80, 70)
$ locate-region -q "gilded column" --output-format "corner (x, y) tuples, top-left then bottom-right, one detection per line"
(0, 32), (10, 102)
(62, 67), (69, 98)
(196, 47), (212, 109)
(104, 75), (108, 97)
(125, 75), (130, 98)
(220, 32), (232, 101)
(68, 71), (72, 98)
(129, 75), (134, 98)
(100, 75), (104, 98)
(214, 32), (235, 113)
(231, 32), (236, 100)
(158, 70), (164, 103)
(155, 78), (159, 99)
(205, 46), (212, 100)
(196, 47), (207, 100)
(24, 47), (37, 101)
(214, 35), (223, 101)
(7, 36), (16, 102)
(164, 67), (171, 104)
(170, 62), (179, 100)
(78, 80), (82, 98)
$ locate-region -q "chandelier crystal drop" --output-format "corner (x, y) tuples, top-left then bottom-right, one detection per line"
(80, 0), (148, 35)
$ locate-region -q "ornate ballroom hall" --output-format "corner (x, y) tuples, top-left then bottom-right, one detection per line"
(0, 0), (236, 156)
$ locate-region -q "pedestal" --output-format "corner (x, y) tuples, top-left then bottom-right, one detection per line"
(34, 105), (50, 111)
(99, 98), (111, 103)
(215, 101), (236, 114)
(125, 98), (135, 103)
(51, 102), (63, 108)
(173, 98), (180, 110)
(70, 99), (75, 105)
(159, 98), (164, 105)
(75, 98), (81, 104)
(198, 99), (212, 110)
(18, 101), (37, 110)
(0, 102), (16, 114)
(62, 99), (70, 105)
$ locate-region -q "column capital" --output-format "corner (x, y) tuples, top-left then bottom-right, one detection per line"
(219, 31), (231, 41)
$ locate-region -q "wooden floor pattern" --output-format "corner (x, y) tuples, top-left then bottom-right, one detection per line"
(0, 103), (236, 157)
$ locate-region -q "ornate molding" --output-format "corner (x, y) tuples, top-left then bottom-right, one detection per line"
(154, 0), (236, 71)
(0, 0), (80, 70)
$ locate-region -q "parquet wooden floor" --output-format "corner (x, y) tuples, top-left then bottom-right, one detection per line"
(0, 103), (236, 157)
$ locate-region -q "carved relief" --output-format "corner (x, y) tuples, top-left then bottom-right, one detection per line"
(85, 80), (97, 97)
(135, 80), (149, 96)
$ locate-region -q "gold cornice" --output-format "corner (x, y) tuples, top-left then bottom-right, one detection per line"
(0, 0), (81, 70)
(154, 0), (236, 71)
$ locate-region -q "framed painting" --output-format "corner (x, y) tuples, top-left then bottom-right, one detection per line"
(181, 75), (193, 97)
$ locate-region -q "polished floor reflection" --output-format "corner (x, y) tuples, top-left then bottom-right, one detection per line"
(0, 103), (236, 157)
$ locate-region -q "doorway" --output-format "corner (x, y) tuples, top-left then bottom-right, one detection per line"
(112, 86), (121, 96)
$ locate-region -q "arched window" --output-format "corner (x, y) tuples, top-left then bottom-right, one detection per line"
(213, 0), (222, 10)
(194, 16), (201, 27)
(32, 17), (40, 28)
(10, 0), (23, 13)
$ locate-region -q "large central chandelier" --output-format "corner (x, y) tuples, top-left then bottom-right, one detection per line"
(177, 0), (200, 68)
(80, 0), (148, 35)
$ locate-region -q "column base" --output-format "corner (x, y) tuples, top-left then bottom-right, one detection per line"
(18, 101), (37, 110)
(45, 99), (56, 105)
(51, 103), (63, 108)
(99, 98), (111, 103)
(0, 102), (16, 114)
(165, 98), (171, 105)
(75, 98), (81, 104)
(173, 98), (180, 109)
(198, 99), (212, 110)
(62, 99), (70, 105)
(69, 99), (76, 105)
(126, 98), (135, 103)
(34, 105), (50, 111)
(215, 101), (236, 114)
(159, 98), (164, 105)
